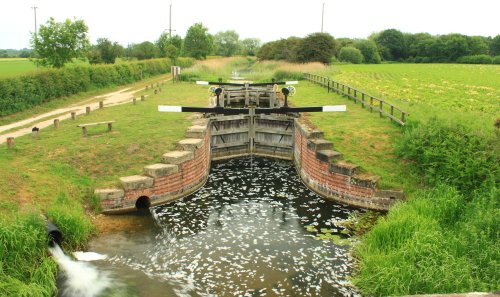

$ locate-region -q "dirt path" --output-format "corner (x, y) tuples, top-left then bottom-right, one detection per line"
(0, 83), (165, 144)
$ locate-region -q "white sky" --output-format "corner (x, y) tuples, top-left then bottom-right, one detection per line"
(1, 0), (499, 49)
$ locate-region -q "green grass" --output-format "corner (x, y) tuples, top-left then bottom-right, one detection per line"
(0, 79), (209, 295)
(317, 63), (500, 129)
(0, 59), (38, 78)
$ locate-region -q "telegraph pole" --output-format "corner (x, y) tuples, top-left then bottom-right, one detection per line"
(169, 4), (172, 38)
(321, 3), (325, 33)
(31, 6), (39, 68)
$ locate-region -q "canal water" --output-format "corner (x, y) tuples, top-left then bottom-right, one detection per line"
(89, 157), (362, 296)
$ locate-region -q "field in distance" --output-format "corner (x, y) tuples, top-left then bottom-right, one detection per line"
(0, 58), (37, 78)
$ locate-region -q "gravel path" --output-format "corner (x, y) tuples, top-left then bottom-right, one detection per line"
(0, 86), (147, 145)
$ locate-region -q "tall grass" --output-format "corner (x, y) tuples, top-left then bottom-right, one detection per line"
(353, 116), (499, 295)
(353, 183), (499, 296)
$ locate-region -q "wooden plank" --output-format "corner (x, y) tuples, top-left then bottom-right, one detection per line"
(77, 121), (115, 127)
(211, 128), (249, 135)
(211, 142), (249, 149)
(255, 129), (294, 135)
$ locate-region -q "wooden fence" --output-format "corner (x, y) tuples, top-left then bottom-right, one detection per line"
(303, 73), (408, 126)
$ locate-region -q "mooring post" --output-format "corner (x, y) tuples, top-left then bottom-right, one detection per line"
(71, 112), (76, 120)
(53, 119), (60, 129)
(86, 106), (91, 115)
(7, 137), (14, 149)
(99, 101), (104, 109)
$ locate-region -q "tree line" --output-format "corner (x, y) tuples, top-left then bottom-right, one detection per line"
(10, 16), (500, 67)
(257, 29), (500, 64)
(24, 18), (259, 68)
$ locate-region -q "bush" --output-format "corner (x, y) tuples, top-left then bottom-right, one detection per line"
(395, 118), (498, 193)
(493, 56), (500, 64)
(456, 54), (493, 64)
(273, 70), (303, 81)
(0, 58), (194, 116)
(338, 47), (363, 64)
(353, 183), (499, 296)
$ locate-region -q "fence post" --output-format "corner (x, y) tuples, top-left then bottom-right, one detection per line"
(354, 90), (357, 102)
(370, 97), (374, 112)
(133, 97), (137, 105)
(86, 106), (91, 115)
(71, 112), (76, 120)
(7, 137), (14, 149)
(141, 95), (145, 101)
(99, 101), (104, 109)
(361, 93), (365, 108)
(327, 80), (330, 93)
(348, 86), (351, 99)
(390, 106), (394, 122)
(336, 82), (340, 94)
(379, 101), (383, 118)
(53, 119), (60, 129)
(401, 112), (406, 124)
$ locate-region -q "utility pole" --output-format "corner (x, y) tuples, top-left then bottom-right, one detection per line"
(321, 3), (325, 33)
(169, 3), (172, 38)
(31, 6), (39, 68)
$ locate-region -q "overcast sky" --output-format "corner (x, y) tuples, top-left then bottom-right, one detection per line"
(1, 0), (499, 49)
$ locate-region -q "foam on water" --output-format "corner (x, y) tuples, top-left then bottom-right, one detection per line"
(49, 244), (111, 297)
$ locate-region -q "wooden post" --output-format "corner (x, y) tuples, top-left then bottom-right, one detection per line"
(141, 95), (145, 101)
(336, 82), (340, 94)
(370, 97), (374, 112)
(379, 101), (383, 118)
(107, 123), (113, 132)
(342, 84), (345, 94)
(82, 127), (87, 137)
(354, 89), (357, 99)
(146, 85), (149, 90)
(7, 137), (14, 149)
(348, 87), (351, 98)
(390, 106), (394, 122)
(53, 119), (60, 129)
(361, 93), (365, 108)
(99, 101), (104, 109)
(154, 89), (158, 95)
(71, 112), (76, 120)
(327, 80), (330, 93)
(401, 112), (406, 124)
(133, 97), (137, 105)
(86, 106), (91, 115)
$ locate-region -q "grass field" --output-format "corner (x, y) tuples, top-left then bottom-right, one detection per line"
(317, 63), (500, 129)
(0, 58), (37, 78)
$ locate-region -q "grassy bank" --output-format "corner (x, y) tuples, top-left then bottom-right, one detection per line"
(0, 59), (37, 78)
(0, 78), (208, 295)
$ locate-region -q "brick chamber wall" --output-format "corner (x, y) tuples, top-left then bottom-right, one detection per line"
(293, 119), (403, 211)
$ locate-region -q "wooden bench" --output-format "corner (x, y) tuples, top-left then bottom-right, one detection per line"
(77, 121), (115, 137)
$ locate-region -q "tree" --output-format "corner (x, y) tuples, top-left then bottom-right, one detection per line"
(129, 42), (158, 60)
(214, 30), (240, 56)
(490, 35), (500, 56)
(467, 36), (489, 55)
(440, 34), (469, 62)
(241, 38), (261, 56)
(374, 29), (407, 61)
(156, 33), (183, 58)
(183, 23), (213, 59)
(165, 44), (180, 64)
(354, 40), (381, 63)
(295, 33), (338, 64)
(339, 47), (363, 64)
(91, 38), (124, 64)
(32, 17), (90, 68)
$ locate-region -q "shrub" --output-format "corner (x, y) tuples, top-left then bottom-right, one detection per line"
(338, 47), (363, 64)
(273, 70), (303, 81)
(0, 58), (194, 116)
(456, 54), (493, 64)
(395, 118), (498, 194)
(493, 56), (500, 64)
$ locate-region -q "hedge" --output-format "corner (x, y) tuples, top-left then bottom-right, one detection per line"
(0, 58), (194, 116)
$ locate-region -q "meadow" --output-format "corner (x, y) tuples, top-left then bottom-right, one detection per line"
(0, 58), (37, 78)
(0, 58), (498, 296)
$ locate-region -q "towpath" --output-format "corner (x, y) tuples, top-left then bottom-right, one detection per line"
(0, 83), (160, 145)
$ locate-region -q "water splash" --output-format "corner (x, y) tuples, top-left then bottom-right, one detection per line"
(49, 244), (111, 297)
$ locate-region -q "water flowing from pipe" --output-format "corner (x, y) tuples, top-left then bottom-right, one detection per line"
(49, 243), (111, 297)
